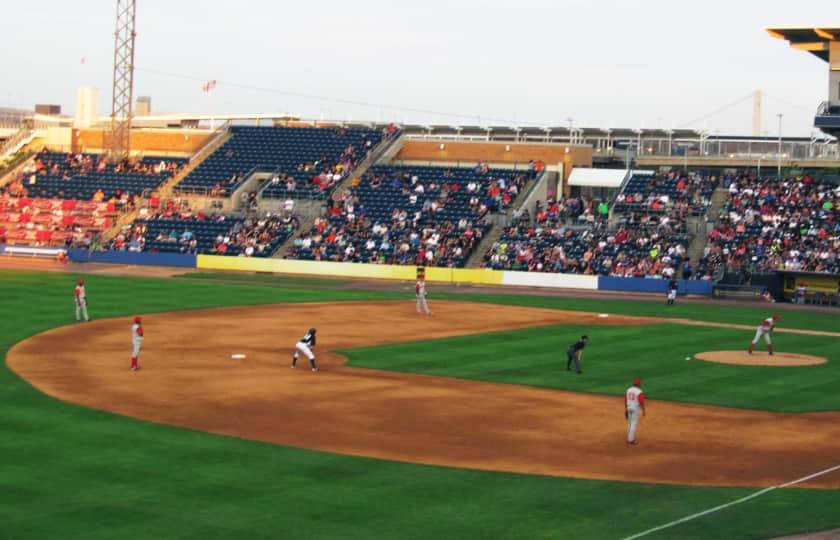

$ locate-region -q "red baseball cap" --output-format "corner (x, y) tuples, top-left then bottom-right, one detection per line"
(772, 314), (780, 320)
(133, 316), (142, 324)
(633, 378), (642, 386)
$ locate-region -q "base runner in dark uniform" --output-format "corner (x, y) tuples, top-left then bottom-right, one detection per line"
(292, 328), (319, 371)
(566, 335), (588, 374)
(666, 278), (678, 305)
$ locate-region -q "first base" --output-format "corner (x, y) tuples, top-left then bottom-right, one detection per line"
(231, 354), (246, 360)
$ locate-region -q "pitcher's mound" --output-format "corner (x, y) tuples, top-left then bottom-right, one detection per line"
(695, 351), (827, 367)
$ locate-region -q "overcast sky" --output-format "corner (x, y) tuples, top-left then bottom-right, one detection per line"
(2, 0), (833, 135)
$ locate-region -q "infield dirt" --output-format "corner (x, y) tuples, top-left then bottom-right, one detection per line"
(7, 300), (840, 488)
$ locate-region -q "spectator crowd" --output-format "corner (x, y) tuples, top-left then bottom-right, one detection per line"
(703, 175), (839, 275)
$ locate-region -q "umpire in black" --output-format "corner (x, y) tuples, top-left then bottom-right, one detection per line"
(566, 335), (588, 374)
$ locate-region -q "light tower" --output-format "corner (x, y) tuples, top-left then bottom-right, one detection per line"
(109, 0), (137, 161)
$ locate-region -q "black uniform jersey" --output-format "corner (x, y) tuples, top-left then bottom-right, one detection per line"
(668, 279), (678, 291)
(569, 338), (587, 352)
(300, 331), (316, 347)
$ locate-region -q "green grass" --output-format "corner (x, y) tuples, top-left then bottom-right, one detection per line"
(439, 292), (840, 332)
(1, 269), (839, 539)
(174, 271), (351, 288)
(343, 323), (840, 412)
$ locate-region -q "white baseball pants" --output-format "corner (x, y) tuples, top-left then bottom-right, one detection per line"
(627, 409), (641, 442)
(295, 342), (314, 360)
(416, 295), (430, 315)
(75, 299), (89, 321)
(751, 329), (771, 345)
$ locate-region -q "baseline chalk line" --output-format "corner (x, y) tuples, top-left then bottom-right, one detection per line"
(622, 463), (840, 540)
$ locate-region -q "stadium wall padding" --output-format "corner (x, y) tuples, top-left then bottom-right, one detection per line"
(502, 271), (598, 290)
(63, 251), (711, 295)
(68, 249), (196, 268)
(597, 276), (713, 295)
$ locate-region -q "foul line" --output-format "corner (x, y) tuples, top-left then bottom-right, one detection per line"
(622, 464), (840, 540)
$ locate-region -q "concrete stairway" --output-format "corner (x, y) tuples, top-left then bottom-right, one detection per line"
(465, 222), (504, 268)
(685, 186), (729, 263)
(99, 126), (233, 244)
(328, 131), (404, 201)
(268, 132), (404, 259)
(158, 128), (232, 198)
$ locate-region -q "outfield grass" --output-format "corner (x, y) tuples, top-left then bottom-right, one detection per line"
(343, 323), (840, 412)
(175, 271), (351, 288)
(1, 269), (839, 539)
(441, 292), (840, 333)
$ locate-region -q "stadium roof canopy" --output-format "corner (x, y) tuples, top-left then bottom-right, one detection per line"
(766, 27), (840, 61)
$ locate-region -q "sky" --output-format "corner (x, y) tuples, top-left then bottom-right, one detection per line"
(1, 0), (834, 136)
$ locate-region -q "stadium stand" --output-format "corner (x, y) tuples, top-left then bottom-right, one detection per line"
(482, 197), (694, 277)
(0, 194), (116, 248)
(109, 199), (298, 257)
(613, 170), (720, 217)
(175, 126), (383, 199)
(10, 150), (186, 201)
(704, 175), (839, 275)
(285, 164), (533, 266)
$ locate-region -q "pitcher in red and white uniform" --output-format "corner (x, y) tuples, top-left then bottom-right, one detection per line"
(130, 316), (144, 371)
(625, 378), (646, 445)
(416, 278), (431, 315)
(748, 314), (780, 355)
(74, 278), (89, 322)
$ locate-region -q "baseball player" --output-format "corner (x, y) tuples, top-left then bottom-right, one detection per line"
(566, 335), (588, 374)
(748, 314), (780, 355)
(666, 278), (678, 306)
(130, 316), (144, 371)
(416, 278), (431, 316)
(291, 327), (319, 371)
(625, 378), (646, 445)
(74, 278), (89, 322)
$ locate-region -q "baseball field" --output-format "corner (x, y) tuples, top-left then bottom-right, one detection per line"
(1, 268), (839, 539)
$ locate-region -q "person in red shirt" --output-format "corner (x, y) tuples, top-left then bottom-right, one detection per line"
(74, 278), (89, 322)
(625, 378), (646, 444)
(130, 316), (144, 371)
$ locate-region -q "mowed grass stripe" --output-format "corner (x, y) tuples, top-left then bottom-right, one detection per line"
(442, 292), (840, 332)
(1, 269), (839, 539)
(343, 324), (840, 412)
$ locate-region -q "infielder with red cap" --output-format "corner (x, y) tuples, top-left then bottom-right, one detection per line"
(625, 378), (646, 445)
(130, 316), (144, 371)
(748, 314), (780, 355)
(74, 278), (89, 322)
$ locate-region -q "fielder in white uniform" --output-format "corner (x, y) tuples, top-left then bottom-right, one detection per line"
(292, 328), (319, 371)
(74, 278), (89, 322)
(748, 314), (779, 355)
(130, 316), (144, 371)
(625, 378), (646, 445)
(416, 279), (431, 315)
